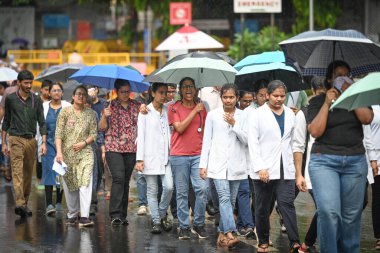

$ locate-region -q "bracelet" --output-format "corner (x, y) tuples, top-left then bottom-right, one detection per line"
(84, 140), (88, 146)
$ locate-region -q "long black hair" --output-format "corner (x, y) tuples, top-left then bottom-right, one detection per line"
(147, 82), (167, 104)
(325, 60), (351, 89)
(267, 80), (287, 94)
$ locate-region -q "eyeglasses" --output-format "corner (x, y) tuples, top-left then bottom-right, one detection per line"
(75, 92), (87, 97)
(119, 90), (131, 94)
(182, 85), (195, 89)
(51, 89), (62, 93)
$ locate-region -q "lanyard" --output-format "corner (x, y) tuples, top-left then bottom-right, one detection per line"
(16, 90), (34, 109)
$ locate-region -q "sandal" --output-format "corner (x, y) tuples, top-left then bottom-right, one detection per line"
(290, 243), (301, 253)
(258, 243), (269, 252)
(226, 236), (239, 248)
(217, 237), (228, 247)
(375, 239), (380, 251)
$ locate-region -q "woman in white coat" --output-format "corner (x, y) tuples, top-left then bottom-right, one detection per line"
(247, 80), (300, 252)
(135, 82), (173, 234)
(200, 84), (246, 248)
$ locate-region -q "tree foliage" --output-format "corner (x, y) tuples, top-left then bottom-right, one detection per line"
(292, 0), (342, 34)
(228, 26), (290, 61)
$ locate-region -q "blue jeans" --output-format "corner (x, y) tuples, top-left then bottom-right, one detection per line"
(309, 153), (367, 253)
(214, 179), (240, 233)
(236, 179), (254, 229)
(170, 155), (207, 229)
(137, 173), (147, 207)
(145, 165), (174, 224)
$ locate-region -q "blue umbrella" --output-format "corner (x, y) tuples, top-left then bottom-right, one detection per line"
(235, 62), (309, 92)
(69, 64), (150, 92)
(234, 51), (285, 71)
(279, 28), (380, 77)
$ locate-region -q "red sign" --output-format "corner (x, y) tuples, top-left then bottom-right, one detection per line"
(170, 2), (192, 25)
(77, 21), (91, 40)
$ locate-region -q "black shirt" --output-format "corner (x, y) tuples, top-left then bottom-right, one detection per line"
(2, 91), (46, 137)
(306, 93), (365, 155)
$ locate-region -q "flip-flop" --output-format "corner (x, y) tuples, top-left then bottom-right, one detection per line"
(258, 244), (269, 252)
(375, 239), (380, 251)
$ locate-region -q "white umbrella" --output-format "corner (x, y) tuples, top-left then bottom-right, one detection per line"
(155, 25), (224, 51)
(0, 67), (18, 82)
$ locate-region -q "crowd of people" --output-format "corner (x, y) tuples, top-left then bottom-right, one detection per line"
(0, 58), (379, 253)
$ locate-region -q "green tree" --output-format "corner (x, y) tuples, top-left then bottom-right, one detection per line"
(228, 26), (290, 61)
(292, 0), (342, 34)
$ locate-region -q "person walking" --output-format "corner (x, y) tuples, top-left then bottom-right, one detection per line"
(168, 77), (208, 240)
(200, 84), (246, 248)
(307, 60), (373, 253)
(247, 80), (301, 252)
(2, 70), (47, 217)
(135, 82), (173, 233)
(42, 82), (71, 216)
(55, 85), (97, 227)
(99, 79), (141, 225)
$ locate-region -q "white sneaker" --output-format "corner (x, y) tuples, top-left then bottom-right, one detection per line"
(137, 205), (147, 215)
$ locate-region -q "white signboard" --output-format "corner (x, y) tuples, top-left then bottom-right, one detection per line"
(234, 0), (282, 13)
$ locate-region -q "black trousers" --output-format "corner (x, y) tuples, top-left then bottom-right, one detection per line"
(91, 147), (106, 207)
(372, 175), (380, 239)
(106, 151), (135, 219)
(253, 178), (300, 247)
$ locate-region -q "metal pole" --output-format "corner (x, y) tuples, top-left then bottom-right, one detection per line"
(270, 13), (275, 51)
(309, 0), (314, 31)
(240, 13), (245, 59)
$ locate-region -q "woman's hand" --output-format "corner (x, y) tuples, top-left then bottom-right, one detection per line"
(193, 103), (204, 114)
(139, 104), (149, 115)
(135, 161), (144, 172)
(296, 174), (307, 192)
(73, 141), (86, 153)
(200, 168), (207, 180)
(324, 88), (339, 106)
(371, 160), (379, 177)
(103, 104), (111, 118)
(55, 152), (63, 164)
(258, 169), (270, 183)
(224, 112), (235, 126)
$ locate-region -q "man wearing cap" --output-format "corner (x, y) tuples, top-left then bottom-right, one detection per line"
(2, 70), (47, 217)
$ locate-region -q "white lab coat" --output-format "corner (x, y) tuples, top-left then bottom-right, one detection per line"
(136, 103), (171, 175)
(247, 103), (296, 180)
(199, 107), (247, 180)
(363, 105), (380, 183)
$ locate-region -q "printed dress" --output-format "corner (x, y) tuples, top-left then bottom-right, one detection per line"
(55, 106), (97, 191)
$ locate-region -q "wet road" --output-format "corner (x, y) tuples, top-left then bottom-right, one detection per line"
(0, 176), (376, 253)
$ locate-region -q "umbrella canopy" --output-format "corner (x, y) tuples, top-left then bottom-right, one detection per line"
(0, 67), (18, 82)
(69, 64), (150, 92)
(330, 72), (380, 111)
(279, 28), (380, 77)
(234, 51), (285, 71)
(143, 51), (237, 88)
(235, 62), (309, 92)
(35, 63), (86, 82)
(155, 25), (224, 51)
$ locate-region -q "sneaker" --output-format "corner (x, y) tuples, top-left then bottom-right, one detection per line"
(178, 228), (191, 240)
(191, 225), (207, 239)
(151, 223), (162, 234)
(238, 227), (249, 237)
(25, 206), (32, 216)
(122, 218), (129, 226)
(66, 217), (77, 225)
(55, 203), (63, 212)
(137, 205), (147, 216)
(281, 223), (287, 233)
(245, 228), (256, 240)
(161, 216), (173, 232)
(111, 217), (123, 226)
(89, 205), (97, 216)
(45, 204), (56, 216)
(15, 206), (27, 217)
(78, 217), (94, 227)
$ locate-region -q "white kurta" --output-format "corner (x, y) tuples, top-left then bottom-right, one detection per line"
(199, 107), (247, 180)
(247, 103), (296, 180)
(136, 103), (171, 175)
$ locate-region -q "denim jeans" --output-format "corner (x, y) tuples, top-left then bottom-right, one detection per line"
(170, 155), (207, 229)
(214, 179), (240, 233)
(145, 165), (174, 224)
(309, 153), (367, 253)
(137, 173), (148, 207)
(106, 152), (136, 219)
(236, 179), (254, 229)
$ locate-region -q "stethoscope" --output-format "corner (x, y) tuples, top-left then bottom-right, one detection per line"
(170, 100), (203, 133)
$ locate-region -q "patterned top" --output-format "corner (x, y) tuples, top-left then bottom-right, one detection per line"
(104, 98), (141, 153)
(55, 106), (98, 191)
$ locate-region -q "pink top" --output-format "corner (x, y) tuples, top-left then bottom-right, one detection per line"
(168, 101), (207, 156)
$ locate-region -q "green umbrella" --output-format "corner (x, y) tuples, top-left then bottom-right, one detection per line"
(330, 72), (380, 111)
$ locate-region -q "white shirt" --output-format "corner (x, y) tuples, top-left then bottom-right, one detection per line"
(198, 87), (222, 111)
(363, 105), (380, 183)
(136, 103), (171, 175)
(247, 103), (296, 180)
(199, 107), (247, 180)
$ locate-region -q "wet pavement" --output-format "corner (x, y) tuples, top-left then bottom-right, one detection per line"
(0, 176), (376, 253)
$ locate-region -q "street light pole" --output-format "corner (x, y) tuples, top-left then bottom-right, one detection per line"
(309, 0), (314, 31)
